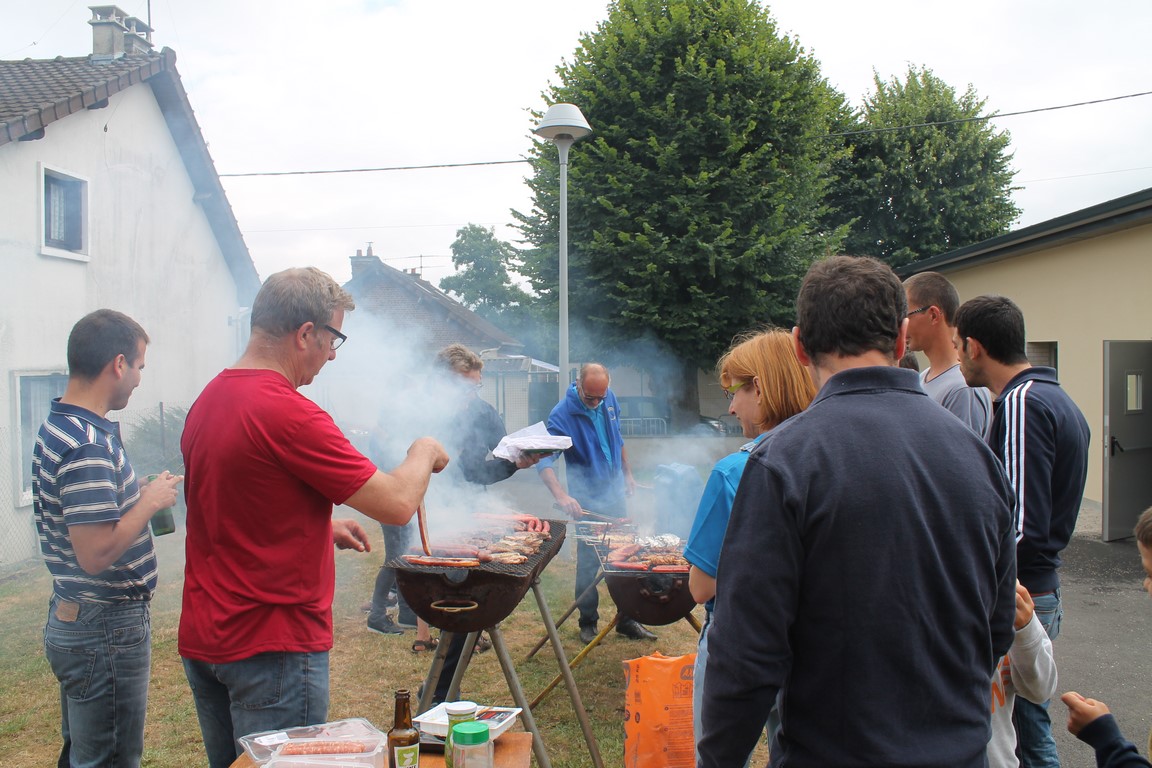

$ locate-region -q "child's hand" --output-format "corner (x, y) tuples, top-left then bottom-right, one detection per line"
(1014, 581), (1034, 630)
(1061, 691), (1112, 736)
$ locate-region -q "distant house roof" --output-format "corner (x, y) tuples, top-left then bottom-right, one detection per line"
(344, 251), (524, 356)
(898, 186), (1152, 277)
(0, 48), (261, 303)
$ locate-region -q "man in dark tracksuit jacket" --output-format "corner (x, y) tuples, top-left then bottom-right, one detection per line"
(699, 257), (1017, 768)
(956, 295), (1091, 768)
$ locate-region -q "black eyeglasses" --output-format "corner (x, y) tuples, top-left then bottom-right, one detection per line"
(577, 383), (605, 406)
(322, 324), (347, 350)
(906, 306), (931, 318)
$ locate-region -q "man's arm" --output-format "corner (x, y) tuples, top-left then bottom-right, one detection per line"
(1011, 391), (1060, 571)
(1062, 694), (1152, 768)
(538, 464), (582, 517)
(620, 445), (636, 496)
(343, 437), (449, 525)
(698, 458), (794, 766)
(457, 403), (520, 486)
(70, 471), (183, 575)
(991, 493), (1019, 665)
(940, 385), (992, 439)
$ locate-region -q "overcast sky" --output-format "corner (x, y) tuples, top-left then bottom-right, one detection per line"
(5, 0), (1151, 288)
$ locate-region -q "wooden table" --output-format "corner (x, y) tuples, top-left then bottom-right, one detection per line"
(228, 731), (533, 767)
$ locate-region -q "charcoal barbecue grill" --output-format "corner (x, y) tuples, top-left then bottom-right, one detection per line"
(591, 527), (697, 626)
(387, 520), (603, 768)
(527, 524), (702, 711)
(391, 524), (566, 634)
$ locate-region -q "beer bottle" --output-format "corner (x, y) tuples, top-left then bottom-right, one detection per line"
(387, 688), (421, 768)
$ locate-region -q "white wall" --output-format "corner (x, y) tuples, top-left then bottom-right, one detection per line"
(0, 82), (249, 566)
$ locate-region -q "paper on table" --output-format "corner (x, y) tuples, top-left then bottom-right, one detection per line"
(493, 421), (571, 462)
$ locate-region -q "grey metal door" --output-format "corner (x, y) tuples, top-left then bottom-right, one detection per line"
(1102, 341), (1152, 541)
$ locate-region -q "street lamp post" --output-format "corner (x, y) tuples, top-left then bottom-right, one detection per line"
(533, 103), (592, 402)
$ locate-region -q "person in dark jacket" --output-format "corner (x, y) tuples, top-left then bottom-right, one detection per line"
(955, 294), (1092, 768)
(698, 255), (1017, 768)
(369, 344), (539, 700)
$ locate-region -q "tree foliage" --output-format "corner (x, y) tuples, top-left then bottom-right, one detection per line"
(513, 0), (848, 417)
(829, 66), (1020, 268)
(438, 224), (545, 356)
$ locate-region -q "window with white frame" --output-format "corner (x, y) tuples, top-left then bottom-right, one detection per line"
(40, 163), (89, 260)
(16, 372), (68, 504)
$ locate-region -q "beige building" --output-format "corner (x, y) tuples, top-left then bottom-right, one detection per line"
(901, 187), (1152, 540)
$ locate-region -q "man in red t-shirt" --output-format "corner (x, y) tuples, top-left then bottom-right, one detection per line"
(179, 267), (449, 768)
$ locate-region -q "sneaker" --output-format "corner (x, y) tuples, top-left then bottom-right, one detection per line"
(367, 615), (404, 635)
(396, 609), (418, 629)
(359, 601), (373, 614)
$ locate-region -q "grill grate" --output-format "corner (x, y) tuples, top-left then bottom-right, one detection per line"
(588, 528), (690, 576)
(386, 519), (566, 579)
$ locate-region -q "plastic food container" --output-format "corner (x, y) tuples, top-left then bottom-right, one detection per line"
(414, 703), (521, 740)
(239, 718), (384, 765)
(265, 759), (375, 768)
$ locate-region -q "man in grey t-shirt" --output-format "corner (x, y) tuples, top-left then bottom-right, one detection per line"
(904, 272), (992, 439)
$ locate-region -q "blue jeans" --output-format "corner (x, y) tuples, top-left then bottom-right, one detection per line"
(575, 500), (627, 626)
(44, 595), (151, 768)
(183, 651), (330, 768)
(1014, 590), (1062, 768)
(369, 521), (414, 623)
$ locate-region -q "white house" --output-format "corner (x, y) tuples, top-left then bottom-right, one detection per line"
(0, 6), (261, 567)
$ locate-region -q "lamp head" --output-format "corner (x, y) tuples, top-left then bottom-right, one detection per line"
(533, 103), (592, 141)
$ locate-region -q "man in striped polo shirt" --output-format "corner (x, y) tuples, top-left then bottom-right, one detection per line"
(33, 309), (184, 768)
(955, 295), (1091, 768)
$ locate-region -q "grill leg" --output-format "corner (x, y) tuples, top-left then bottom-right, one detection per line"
(686, 609), (703, 634)
(526, 567), (604, 660)
(488, 625), (554, 768)
(417, 631), (454, 714)
(527, 579), (605, 768)
(446, 631), (479, 702)
(530, 612), (617, 709)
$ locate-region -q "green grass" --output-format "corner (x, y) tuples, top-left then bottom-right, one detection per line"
(0, 524), (733, 767)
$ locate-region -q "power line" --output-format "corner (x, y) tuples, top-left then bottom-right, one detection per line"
(216, 89), (1152, 179)
(1017, 165), (1152, 185)
(824, 89), (1152, 139)
(220, 159), (527, 178)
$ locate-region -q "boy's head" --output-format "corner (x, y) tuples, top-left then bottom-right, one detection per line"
(1134, 507), (1152, 596)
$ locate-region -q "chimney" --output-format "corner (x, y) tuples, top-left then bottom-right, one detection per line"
(350, 245), (383, 279)
(89, 5), (153, 59)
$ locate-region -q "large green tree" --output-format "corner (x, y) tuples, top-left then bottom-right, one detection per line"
(514, 0), (847, 425)
(829, 66), (1020, 268)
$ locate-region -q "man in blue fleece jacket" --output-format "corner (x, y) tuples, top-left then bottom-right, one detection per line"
(537, 362), (655, 642)
(955, 294), (1091, 768)
(698, 256), (1017, 768)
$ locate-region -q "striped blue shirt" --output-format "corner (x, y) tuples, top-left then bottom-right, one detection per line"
(33, 399), (156, 602)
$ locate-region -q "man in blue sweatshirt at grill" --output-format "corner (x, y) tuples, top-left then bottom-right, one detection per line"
(538, 362), (656, 643)
(955, 294), (1091, 768)
(698, 256), (1018, 768)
